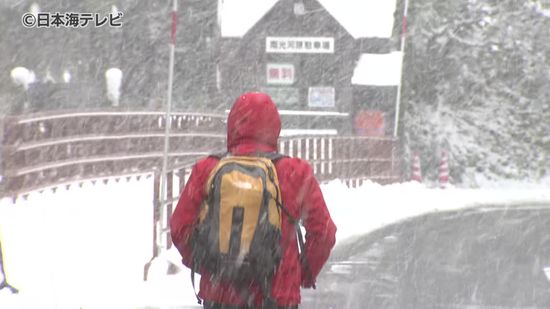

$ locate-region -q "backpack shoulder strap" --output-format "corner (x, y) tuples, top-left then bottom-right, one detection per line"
(215, 151), (286, 162)
(208, 151), (228, 160)
(255, 151), (287, 162)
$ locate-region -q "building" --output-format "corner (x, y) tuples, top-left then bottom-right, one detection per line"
(210, 0), (401, 135)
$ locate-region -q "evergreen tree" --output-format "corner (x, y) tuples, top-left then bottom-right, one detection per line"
(403, 0), (550, 184)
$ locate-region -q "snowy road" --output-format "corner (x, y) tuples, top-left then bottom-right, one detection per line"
(301, 203), (550, 309)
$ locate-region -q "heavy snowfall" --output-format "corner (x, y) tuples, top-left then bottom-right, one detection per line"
(1, 0), (549, 308)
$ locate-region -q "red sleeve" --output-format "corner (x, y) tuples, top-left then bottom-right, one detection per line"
(170, 157), (218, 268)
(297, 162), (337, 288)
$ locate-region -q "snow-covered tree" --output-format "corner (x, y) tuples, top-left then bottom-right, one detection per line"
(403, 0), (550, 185)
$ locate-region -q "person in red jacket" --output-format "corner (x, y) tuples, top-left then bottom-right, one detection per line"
(170, 92), (337, 309)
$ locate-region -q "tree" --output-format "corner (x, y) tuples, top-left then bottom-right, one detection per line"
(402, 0), (550, 184)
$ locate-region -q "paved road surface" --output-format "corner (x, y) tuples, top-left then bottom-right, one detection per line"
(301, 204), (550, 308)
(134, 204), (550, 309)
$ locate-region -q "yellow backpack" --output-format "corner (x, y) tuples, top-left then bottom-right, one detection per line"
(190, 153), (285, 305)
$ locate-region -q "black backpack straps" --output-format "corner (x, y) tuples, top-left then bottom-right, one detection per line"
(254, 151), (286, 162)
(295, 224), (315, 289)
(263, 153), (315, 289)
(275, 200), (316, 289)
(209, 151), (228, 159)
(190, 266), (202, 305)
(260, 279), (277, 309)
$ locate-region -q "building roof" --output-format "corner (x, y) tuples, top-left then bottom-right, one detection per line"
(316, 0), (397, 39)
(221, 0), (397, 38)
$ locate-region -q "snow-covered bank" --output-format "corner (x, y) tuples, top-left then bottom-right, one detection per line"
(0, 177), (155, 309)
(322, 180), (550, 244)
(0, 178), (549, 308)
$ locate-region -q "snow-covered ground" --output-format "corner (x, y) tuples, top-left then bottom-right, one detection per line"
(0, 176), (549, 308)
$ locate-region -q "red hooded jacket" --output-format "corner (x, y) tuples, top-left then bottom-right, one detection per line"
(170, 92), (337, 307)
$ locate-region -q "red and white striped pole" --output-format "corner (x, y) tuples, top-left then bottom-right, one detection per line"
(145, 0), (179, 281)
(393, 0), (409, 137)
(439, 150), (449, 188)
(411, 151), (422, 183)
(159, 0), (178, 252)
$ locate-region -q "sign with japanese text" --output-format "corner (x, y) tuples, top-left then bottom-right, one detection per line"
(266, 37), (334, 54)
(308, 87), (335, 108)
(266, 63), (295, 85)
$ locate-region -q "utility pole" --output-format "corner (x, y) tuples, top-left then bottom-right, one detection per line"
(145, 0), (178, 280)
(158, 0), (178, 254)
(393, 0), (409, 137)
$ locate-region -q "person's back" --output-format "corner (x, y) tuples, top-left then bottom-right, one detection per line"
(170, 92), (337, 309)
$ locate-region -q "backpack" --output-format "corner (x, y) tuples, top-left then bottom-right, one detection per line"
(190, 153), (291, 306)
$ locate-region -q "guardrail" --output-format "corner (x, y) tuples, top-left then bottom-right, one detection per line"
(1, 110), (401, 199)
(1, 110), (226, 198)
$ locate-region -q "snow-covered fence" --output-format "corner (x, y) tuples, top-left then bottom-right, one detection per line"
(0, 110), (226, 198)
(277, 136), (400, 185)
(1, 110), (401, 198)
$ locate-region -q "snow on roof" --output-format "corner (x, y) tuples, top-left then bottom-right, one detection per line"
(351, 51), (403, 86)
(220, 0), (279, 37)
(317, 0), (397, 39)
(221, 0), (398, 38)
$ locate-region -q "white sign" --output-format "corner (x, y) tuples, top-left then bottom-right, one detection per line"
(266, 63), (295, 85)
(308, 87), (335, 108)
(266, 37), (334, 54)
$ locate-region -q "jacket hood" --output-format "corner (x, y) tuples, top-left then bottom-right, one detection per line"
(227, 92), (281, 153)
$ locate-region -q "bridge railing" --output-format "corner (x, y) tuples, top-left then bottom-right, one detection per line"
(1, 110), (402, 199)
(1, 110), (226, 198)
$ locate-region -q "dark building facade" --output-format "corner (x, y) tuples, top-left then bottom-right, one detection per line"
(210, 0), (401, 134)
(218, 0), (359, 113)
